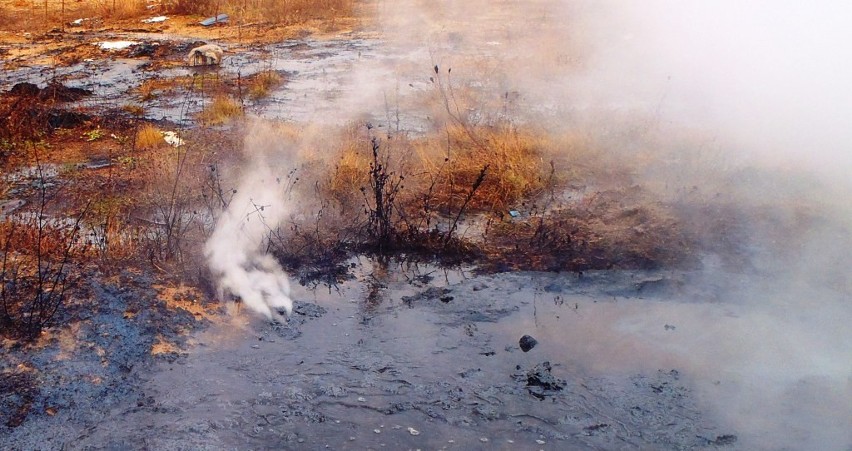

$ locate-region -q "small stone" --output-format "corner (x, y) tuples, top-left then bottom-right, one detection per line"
(251, 344), (260, 349)
(374, 429), (381, 434)
(358, 396), (366, 402)
(519, 335), (538, 352)
(480, 437), (489, 443)
(536, 439), (546, 444)
(408, 427), (420, 436)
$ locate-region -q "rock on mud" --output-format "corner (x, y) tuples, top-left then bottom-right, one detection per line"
(519, 334), (538, 352)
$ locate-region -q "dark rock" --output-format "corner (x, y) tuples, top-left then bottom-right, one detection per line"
(519, 334), (538, 352)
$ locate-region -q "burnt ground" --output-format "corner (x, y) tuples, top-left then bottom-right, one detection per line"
(1, 8), (850, 451)
(2, 263), (743, 450)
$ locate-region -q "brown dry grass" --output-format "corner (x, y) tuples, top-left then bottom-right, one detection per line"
(165, 0), (356, 25)
(324, 123), (551, 214)
(87, 0), (148, 20)
(416, 124), (549, 213)
(198, 95), (243, 125)
(135, 123), (164, 149)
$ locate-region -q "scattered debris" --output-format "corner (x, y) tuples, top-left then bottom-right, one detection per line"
(162, 131), (184, 147)
(509, 210), (521, 218)
(97, 41), (139, 51)
(70, 18), (90, 27)
(142, 16), (168, 24)
(513, 362), (566, 399)
(519, 334), (538, 352)
(128, 42), (161, 58)
(200, 14), (229, 26)
(187, 44), (224, 66)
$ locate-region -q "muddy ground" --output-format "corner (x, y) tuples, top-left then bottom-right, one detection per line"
(1, 6), (851, 451)
(4, 261), (746, 450)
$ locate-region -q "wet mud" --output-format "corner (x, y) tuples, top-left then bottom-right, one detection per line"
(3, 263), (740, 450)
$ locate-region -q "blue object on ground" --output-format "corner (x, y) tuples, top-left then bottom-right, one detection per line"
(509, 210), (520, 217)
(200, 14), (229, 26)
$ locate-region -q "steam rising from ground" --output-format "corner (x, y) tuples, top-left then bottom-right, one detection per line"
(204, 1), (852, 448)
(204, 123), (294, 320)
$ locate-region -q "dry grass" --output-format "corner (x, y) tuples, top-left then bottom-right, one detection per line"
(324, 123), (551, 215)
(87, 0), (148, 19)
(416, 124), (549, 213)
(198, 95), (243, 125)
(165, 0), (356, 25)
(135, 76), (197, 101)
(135, 123), (164, 149)
(247, 70), (284, 100)
(122, 103), (145, 117)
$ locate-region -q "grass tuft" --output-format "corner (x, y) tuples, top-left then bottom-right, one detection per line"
(198, 96), (243, 125)
(135, 124), (164, 149)
(248, 70), (284, 100)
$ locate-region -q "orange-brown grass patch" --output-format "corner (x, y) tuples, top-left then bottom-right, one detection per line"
(198, 95), (243, 125)
(165, 0), (356, 25)
(323, 123), (551, 215)
(415, 124), (550, 213)
(135, 123), (164, 149)
(88, 0), (148, 20)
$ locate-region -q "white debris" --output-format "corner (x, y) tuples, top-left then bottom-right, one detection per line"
(162, 131), (184, 147)
(357, 396), (366, 402)
(142, 16), (168, 24)
(71, 18), (89, 26)
(373, 429), (381, 434)
(407, 427), (420, 436)
(535, 439), (546, 444)
(187, 44), (224, 66)
(97, 41), (139, 51)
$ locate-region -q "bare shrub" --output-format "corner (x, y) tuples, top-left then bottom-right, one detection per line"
(0, 166), (90, 340)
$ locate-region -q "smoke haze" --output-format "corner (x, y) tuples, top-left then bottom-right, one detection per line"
(203, 1), (852, 448)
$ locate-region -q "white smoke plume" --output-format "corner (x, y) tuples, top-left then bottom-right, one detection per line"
(204, 122), (294, 320)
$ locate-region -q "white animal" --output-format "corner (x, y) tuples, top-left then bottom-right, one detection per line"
(187, 44), (224, 66)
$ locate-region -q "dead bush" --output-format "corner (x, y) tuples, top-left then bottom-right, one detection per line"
(0, 194), (90, 340)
